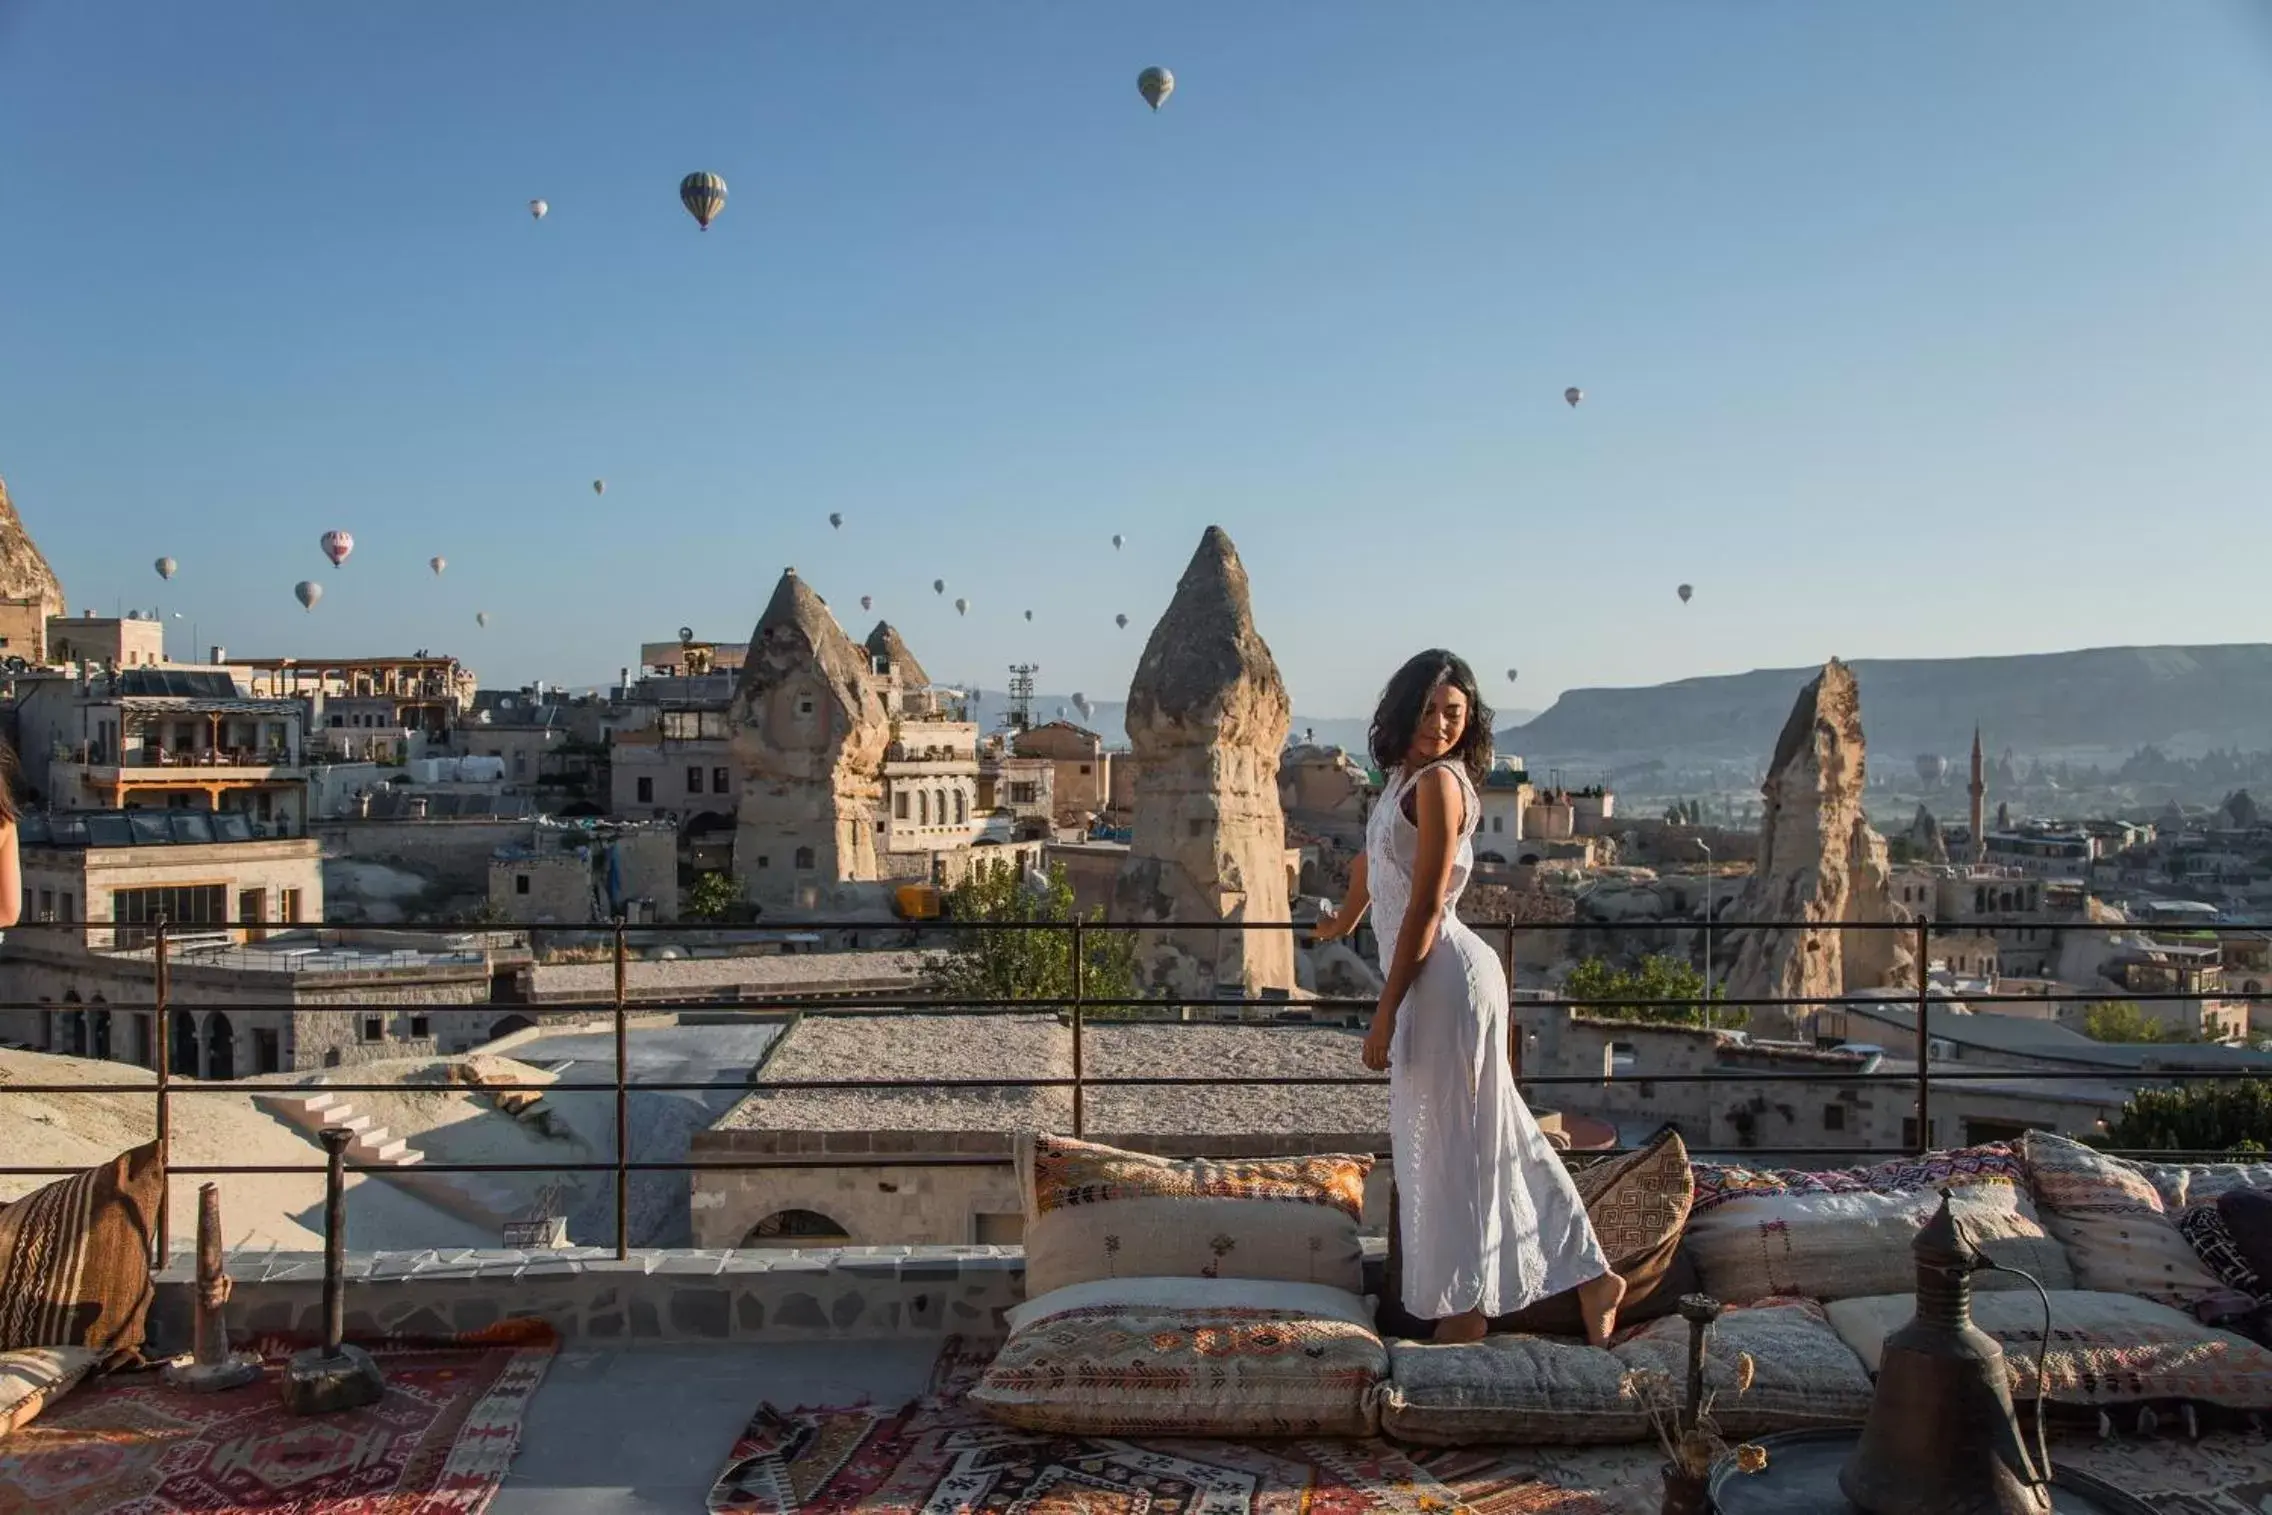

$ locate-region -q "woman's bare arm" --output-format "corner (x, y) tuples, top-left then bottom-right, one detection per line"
(1362, 767), (1461, 1065)
(0, 820), (20, 928)
(1314, 852), (1370, 940)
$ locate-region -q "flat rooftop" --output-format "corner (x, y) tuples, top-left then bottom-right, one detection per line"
(714, 1013), (1387, 1140)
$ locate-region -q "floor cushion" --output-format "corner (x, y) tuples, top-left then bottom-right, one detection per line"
(1686, 1144), (2073, 1305)
(0, 1345), (99, 1438)
(971, 1277), (1386, 1437)
(1380, 1296), (1874, 1447)
(0, 1142), (164, 1365)
(1016, 1133), (1371, 1298)
(1826, 1289), (2272, 1411)
(2136, 1156), (2272, 1213)
(1378, 1130), (1695, 1338)
(2216, 1190), (2272, 1289)
(2021, 1131), (2225, 1309)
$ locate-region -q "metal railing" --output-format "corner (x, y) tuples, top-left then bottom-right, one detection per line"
(2, 911), (2269, 1266)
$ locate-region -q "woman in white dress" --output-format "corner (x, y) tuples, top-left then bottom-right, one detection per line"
(1313, 650), (1625, 1345)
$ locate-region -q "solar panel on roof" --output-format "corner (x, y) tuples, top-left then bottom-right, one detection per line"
(85, 814), (135, 847)
(17, 815), (49, 845)
(115, 669), (240, 699)
(214, 813), (254, 842)
(175, 812), (215, 844)
(128, 812), (170, 844)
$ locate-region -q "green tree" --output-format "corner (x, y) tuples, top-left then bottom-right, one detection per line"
(2107, 1081), (2272, 1153)
(683, 870), (755, 924)
(924, 860), (1141, 1011)
(1562, 954), (1739, 1029)
(2081, 1001), (2195, 1045)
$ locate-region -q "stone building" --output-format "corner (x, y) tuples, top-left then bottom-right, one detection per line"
(730, 572), (893, 911)
(46, 615), (166, 670)
(689, 1013), (1390, 1249)
(1014, 721), (1113, 827)
(0, 474), (67, 665)
(486, 822), (678, 925)
(1113, 527), (1296, 1003)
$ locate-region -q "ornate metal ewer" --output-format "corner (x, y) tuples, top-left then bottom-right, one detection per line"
(1839, 1193), (2052, 1515)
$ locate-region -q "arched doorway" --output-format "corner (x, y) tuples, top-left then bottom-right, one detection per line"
(131, 1013), (154, 1069)
(91, 1009), (111, 1061)
(205, 1014), (236, 1082)
(171, 1010), (200, 1077)
(741, 1209), (853, 1248)
(488, 1014), (536, 1044)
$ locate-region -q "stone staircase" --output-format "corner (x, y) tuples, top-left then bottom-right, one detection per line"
(256, 1089), (525, 1230)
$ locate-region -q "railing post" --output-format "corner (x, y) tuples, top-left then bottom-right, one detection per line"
(1070, 917), (1085, 1137)
(612, 918), (629, 1261)
(1913, 915), (1932, 1155)
(154, 916), (172, 1267)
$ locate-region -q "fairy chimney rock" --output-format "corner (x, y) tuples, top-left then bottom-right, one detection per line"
(1114, 526), (1296, 1001)
(0, 474), (67, 663)
(1721, 659), (1912, 1038)
(864, 622), (929, 691)
(731, 570), (891, 910)
(1907, 804), (1949, 866)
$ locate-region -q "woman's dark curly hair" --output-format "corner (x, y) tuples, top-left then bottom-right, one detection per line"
(1368, 649), (1494, 787)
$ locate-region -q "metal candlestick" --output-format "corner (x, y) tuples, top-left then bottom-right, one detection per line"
(278, 1127), (385, 1415)
(162, 1183), (262, 1391)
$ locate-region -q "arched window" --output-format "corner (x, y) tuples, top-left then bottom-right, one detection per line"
(917, 790), (930, 825)
(794, 846), (816, 870)
(741, 1209), (852, 1248)
(953, 790), (967, 825)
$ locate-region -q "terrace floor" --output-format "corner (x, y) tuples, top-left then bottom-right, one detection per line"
(492, 1341), (941, 1513)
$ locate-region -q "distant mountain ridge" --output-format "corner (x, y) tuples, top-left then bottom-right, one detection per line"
(1503, 644), (2272, 765)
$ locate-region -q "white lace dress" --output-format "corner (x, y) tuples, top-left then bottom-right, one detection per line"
(1367, 760), (1610, 1320)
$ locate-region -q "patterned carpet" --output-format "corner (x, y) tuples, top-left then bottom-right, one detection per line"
(0, 1321), (556, 1515)
(728, 1339), (2272, 1515)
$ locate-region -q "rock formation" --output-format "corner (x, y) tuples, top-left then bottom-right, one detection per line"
(731, 570), (891, 910)
(864, 622), (929, 691)
(1720, 660), (1913, 1038)
(1114, 527), (1296, 1002)
(0, 474), (67, 663)
(1906, 804), (1948, 865)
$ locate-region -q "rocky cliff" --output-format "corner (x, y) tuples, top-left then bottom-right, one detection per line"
(1506, 645), (2272, 763)
(1719, 660), (1912, 1038)
(0, 473), (66, 615)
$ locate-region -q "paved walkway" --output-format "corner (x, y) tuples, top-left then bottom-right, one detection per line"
(493, 1341), (940, 1512)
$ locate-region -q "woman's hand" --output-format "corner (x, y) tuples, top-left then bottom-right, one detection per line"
(1310, 904), (1349, 943)
(1361, 1012), (1394, 1072)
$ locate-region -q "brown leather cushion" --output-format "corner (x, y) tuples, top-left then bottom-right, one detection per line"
(1379, 1129), (1696, 1339)
(0, 1142), (163, 1367)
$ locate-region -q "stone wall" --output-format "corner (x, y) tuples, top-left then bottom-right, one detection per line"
(314, 818), (537, 894)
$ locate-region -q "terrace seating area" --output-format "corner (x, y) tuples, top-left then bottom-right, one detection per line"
(10, 1121), (2272, 1510)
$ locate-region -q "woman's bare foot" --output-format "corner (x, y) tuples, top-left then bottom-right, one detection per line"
(1577, 1272), (1628, 1347)
(1431, 1309), (1488, 1345)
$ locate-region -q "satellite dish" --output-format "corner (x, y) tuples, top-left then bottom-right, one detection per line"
(678, 626), (696, 644)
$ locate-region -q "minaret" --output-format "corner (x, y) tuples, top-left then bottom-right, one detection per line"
(1968, 726), (1986, 865)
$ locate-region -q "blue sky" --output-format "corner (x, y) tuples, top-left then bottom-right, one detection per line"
(4, 3), (2271, 719)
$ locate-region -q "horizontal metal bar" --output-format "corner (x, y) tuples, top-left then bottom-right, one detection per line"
(9, 916), (2269, 935)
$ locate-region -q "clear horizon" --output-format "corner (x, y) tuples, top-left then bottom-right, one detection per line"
(6, 3), (2271, 714)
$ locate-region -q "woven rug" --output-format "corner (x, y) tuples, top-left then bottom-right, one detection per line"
(0, 1321), (556, 1515)
(706, 1335), (1617, 1515)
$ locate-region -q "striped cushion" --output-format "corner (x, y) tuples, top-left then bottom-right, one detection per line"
(0, 1142), (164, 1365)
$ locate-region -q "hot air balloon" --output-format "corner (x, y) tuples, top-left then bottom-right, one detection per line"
(320, 530), (354, 568)
(860, 595), (873, 611)
(1024, 609), (1033, 622)
(592, 479), (606, 497)
(1564, 387), (1583, 408)
(933, 579), (946, 596)
(1115, 613), (1128, 629)
(1055, 705), (1068, 719)
(828, 512), (843, 530)
(954, 597), (969, 616)
(429, 556), (447, 576)
(1914, 753), (1948, 787)
(1677, 583), (1693, 604)
(476, 611), (490, 628)
(1111, 533), (1125, 550)
(1506, 668), (1519, 683)
(154, 557), (177, 581)
(1137, 66), (1174, 111)
(528, 199), (548, 221)
(1073, 693), (1091, 718)
(294, 580), (322, 611)
(680, 171), (726, 230)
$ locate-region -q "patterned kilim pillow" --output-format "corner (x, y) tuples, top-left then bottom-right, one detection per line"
(2179, 1202), (2272, 1305)
(1826, 1288), (2272, 1409)
(2020, 1130), (2223, 1309)
(0, 1346), (99, 1437)
(1685, 1143), (2073, 1305)
(1017, 1134), (1371, 1298)
(0, 1142), (164, 1366)
(971, 1278), (1387, 1437)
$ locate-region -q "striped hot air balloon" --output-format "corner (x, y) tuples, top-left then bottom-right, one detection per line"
(680, 172), (726, 230)
(320, 530), (354, 568)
